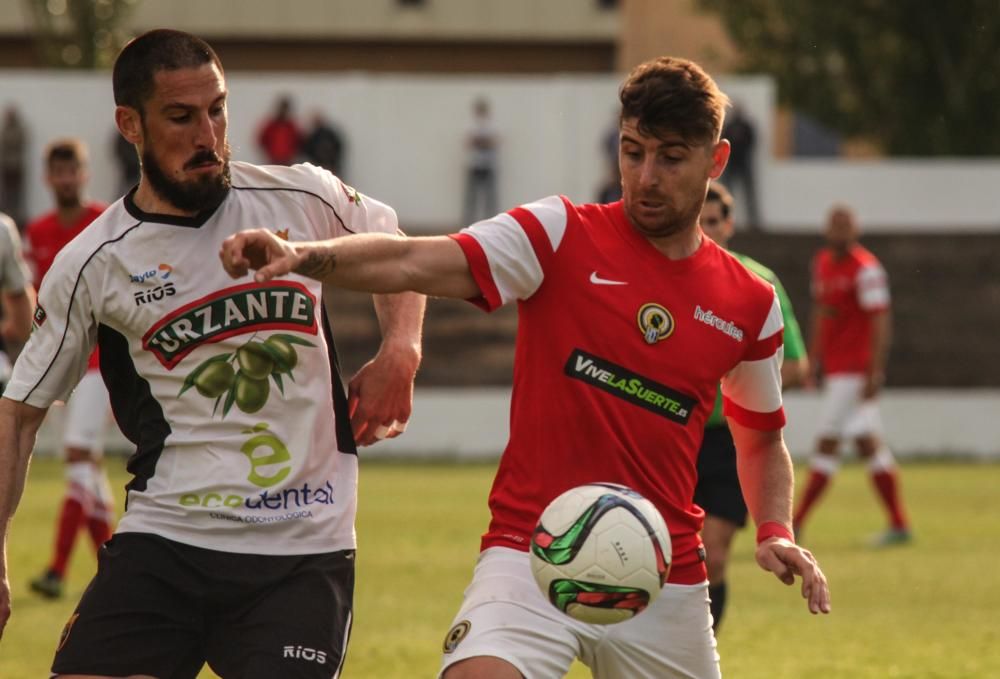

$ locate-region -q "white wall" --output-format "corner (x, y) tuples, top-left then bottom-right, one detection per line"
(1, 69), (997, 232)
(34, 389), (1000, 461)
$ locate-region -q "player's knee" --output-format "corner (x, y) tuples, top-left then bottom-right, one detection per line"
(816, 438), (840, 455)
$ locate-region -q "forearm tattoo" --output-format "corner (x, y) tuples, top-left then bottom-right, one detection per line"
(294, 248), (337, 279)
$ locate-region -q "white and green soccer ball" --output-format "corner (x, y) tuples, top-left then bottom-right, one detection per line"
(530, 482), (671, 625)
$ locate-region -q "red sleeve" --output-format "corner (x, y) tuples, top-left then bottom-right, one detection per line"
(449, 233), (502, 312)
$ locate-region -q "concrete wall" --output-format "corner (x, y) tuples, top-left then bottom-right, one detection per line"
(0, 0), (619, 40)
(34, 389), (1000, 461)
(6, 70), (997, 234)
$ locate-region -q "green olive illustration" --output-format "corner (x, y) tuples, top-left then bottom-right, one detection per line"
(236, 342), (275, 380)
(264, 336), (298, 372)
(234, 372), (270, 413)
(193, 361), (236, 398)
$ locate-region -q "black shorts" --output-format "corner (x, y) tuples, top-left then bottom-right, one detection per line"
(693, 426), (748, 527)
(52, 532), (355, 679)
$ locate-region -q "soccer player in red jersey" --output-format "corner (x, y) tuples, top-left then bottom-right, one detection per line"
(794, 205), (912, 546)
(23, 139), (115, 598)
(222, 56), (831, 678)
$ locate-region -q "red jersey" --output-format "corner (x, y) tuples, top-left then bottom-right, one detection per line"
(24, 202), (106, 369)
(811, 244), (890, 375)
(452, 197), (785, 585)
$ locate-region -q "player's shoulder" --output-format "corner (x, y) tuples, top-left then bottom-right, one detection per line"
(229, 160), (341, 197)
(850, 243), (882, 267)
(709, 242), (775, 301)
(732, 250), (779, 286)
(51, 201), (137, 258)
(24, 211), (58, 238)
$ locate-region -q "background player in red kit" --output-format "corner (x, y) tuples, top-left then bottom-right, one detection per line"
(794, 204), (911, 546)
(221, 56), (831, 678)
(23, 139), (114, 598)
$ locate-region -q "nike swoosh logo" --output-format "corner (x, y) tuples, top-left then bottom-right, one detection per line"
(590, 271), (628, 286)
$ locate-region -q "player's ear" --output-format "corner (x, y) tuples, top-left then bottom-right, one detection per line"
(115, 105), (143, 147)
(709, 139), (730, 180)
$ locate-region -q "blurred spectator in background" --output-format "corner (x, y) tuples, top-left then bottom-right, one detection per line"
(112, 126), (141, 195)
(721, 102), (760, 230)
(22, 139), (113, 600)
(0, 209), (34, 391)
(595, 114), (622, 203)
(256, 94), (302, 165)
(302, 111), (346, 177)
(462, 97), (498, 224)
(794, 204), (911, 547)
(595, 163), (622, 203)
(0, 106), (27, 228)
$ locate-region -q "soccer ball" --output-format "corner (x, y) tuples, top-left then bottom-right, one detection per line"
(529, 482), (671, 625)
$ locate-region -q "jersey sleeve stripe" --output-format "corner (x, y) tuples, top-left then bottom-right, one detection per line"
(449, 233), (502, 312)
(508, 206), (555, 271)
(744, 327), (783, 362)
(723, 396), (786, 431)
(722, 347), (784, 416)
(514, 195), (568, 252)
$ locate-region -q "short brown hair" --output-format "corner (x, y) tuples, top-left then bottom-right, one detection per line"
(45, 138), (87, 167)
(619, 56), (729, 146)
(113, 29), (223, 114)
(705, 182), (733, 219)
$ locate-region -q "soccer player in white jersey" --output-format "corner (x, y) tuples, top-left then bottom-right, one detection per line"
(0, 30), (424, 678)
(222, 56), (831, 678)
(0, 210), (34, 389)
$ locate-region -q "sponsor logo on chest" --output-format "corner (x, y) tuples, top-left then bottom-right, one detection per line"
(693, 305), (744, 342)
(142, 281), (318, 369)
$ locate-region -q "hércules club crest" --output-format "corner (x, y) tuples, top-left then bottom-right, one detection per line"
(142, 281), (318, 370)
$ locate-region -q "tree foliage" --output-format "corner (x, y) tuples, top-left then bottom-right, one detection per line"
(25, 0), (140, 70)
(699, 0), (1000, 155)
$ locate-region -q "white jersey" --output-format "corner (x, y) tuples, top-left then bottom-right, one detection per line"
(6, 161), (395, 556)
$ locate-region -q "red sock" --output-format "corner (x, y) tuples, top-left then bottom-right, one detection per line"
(871, 469), (908, 530)
(86, 516), (113, 550)
(794, 469), (832, 529)
(50, 496), (85, 577)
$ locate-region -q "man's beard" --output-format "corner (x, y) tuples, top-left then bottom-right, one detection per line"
(142, 144), (232, 214)
(55, 192), (81, 210)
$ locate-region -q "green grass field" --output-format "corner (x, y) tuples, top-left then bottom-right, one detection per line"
(3, 458), (998, 678)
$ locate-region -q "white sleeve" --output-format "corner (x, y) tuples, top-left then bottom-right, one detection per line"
(721, 293), (786, 430)
(458, 195), (568, 306)
(4, 247), (97, 407)
(857, 262), (890, 310)
(0, 213), (29, 292)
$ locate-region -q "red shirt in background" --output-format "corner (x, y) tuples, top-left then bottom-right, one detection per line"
(811, 244), (890, 375)
(24, 202), (106, 369)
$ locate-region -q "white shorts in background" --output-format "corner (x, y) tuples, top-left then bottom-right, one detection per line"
(439, 547), (720, 679)
(817, 373), (882, 439)
(63, 370), (112, 453)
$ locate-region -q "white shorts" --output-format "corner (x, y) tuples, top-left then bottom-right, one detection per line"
(63, 370), (112, 453)
(439, 547), (720, 679)
(817, 374), (882, 439)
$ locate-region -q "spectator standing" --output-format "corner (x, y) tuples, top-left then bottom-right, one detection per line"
(257, 95), (302, 165)
(721, 103), (760, 230)
(462, 98), (498, 224)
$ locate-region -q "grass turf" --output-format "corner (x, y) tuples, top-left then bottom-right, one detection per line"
(2, 458), (997, 678)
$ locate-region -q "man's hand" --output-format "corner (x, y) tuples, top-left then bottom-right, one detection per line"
(219, 229), (301, 283)
(756, 537), (832, 615)
(347, 344), (420, 447)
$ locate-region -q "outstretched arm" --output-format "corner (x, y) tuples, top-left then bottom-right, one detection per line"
(219, 229), (480, 300)
(0, 397), (50, 639)
(729, 420), (831, 615)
